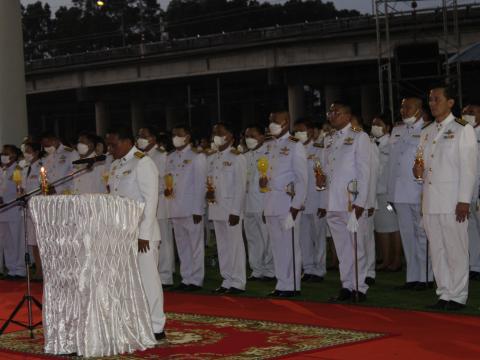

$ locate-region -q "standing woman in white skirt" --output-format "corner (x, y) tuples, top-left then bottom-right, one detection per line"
(371, 115), (403, 271)
(21, 142), (44, 281)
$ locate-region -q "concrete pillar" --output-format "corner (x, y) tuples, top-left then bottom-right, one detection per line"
(0, 0), (28, 145)
(131, 100), (144, 135)
(287, 85), (305, 125)
(165, 106), (175, 131)
(95, 101), (109, 136)
(324, 85), (342, 112)
(361, 84), (379, 125)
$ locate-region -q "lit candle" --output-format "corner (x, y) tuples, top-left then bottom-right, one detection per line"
(40, 166), (49, 195)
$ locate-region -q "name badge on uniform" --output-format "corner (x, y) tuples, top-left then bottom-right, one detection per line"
(280, 147), (290, 155)
(223, 161), (232, 167)
(344, 137), (354, 145)
(444, 130), (455, 139)
(412, 134), (420, 138)
(395, 134), (401, 137)
(183, 159), (191, 165)
(307, 154), (316, 160)
(122, 170), (132, 176)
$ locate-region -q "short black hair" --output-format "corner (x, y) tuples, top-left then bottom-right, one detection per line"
(40, 132), (57, 141)
(245, 123), (265, 136)
(139, 126), (158, 139)
(106, 127), (135, 143)
(373, 113), (393, 128)
(3, 144), (21, 159)
(431, 84), (456, 101)
(171, 123), (191, 136)
(78, 131), (97, 145)
(214, 122), (236, 136)
(312, 121), (323, 130)
(24, 141), (43, 155)
(332, 100), (352, 114)
(294, 118), (314, 129)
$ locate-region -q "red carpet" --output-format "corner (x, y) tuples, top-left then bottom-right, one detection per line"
(1, 280), (479, 359)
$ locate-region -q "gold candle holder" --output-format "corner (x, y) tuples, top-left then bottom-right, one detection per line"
(413, 146), (425, 184)
(164, 173), (174, 199)
(206, 176), (216, 204)
(257, 156), (270, 193)
(313, 160), (326, 191)
(13, 166), (23, 196)
(40, 166), (49, 195)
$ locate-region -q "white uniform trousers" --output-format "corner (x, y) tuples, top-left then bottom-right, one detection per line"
(266, 214), (302, 291)
(244, 213), (274, 278)
(423, 214), (469, 304)
(467, 204), (480, 272)
(394, 203), (433, 282)
(366, 215), (376, 279)
(299, 213), (326, 277)
(157, 218), (174, 285)
(171, 217), (205, 287)
(213, 220), (246, 290)
(137, 241), (166, 333)
(327, 211), (368, 294)
(0, 220), (25, 277)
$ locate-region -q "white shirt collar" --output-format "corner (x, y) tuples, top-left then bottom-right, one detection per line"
(122, 146), (139, 162)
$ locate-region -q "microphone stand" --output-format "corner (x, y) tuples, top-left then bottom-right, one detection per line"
(0, 163), (94, 338)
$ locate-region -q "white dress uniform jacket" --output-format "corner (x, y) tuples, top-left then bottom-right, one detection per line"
(22, 160), (43, 246)
(420, 113), (477, 304)
(72, 152), (107, 195)
(264, 133), (308, 292)
(166, 144), (207, 287)
(244, 143), (274, 278)
(108, 146), (165, 333)
(208, 146), (247, 290)
(468, 126), (480, 273)
(366, 137), (379, 279)
(43, 144), (77, 194)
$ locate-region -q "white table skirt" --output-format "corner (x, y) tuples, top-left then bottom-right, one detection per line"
(30, 194), (156, 357)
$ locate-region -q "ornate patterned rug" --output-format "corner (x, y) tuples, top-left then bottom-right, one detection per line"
(0, 312), (387, 359)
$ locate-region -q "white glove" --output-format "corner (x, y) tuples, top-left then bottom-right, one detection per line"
(347, 211), (359, 233)
(283, 213), (295, 230)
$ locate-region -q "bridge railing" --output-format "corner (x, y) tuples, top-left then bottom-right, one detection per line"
(25, 3), (480, 73)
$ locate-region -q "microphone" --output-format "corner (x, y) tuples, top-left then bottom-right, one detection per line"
(72, 155), (106, 165)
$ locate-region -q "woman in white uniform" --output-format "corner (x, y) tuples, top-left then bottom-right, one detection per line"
(371, 115), (402, 271)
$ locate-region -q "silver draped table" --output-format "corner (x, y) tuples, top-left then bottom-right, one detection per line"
(29, 194), (156, 357)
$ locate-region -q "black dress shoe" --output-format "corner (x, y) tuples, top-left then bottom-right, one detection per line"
(469, 271), (480, 281)
(268, 290), (280, 297)
(225, 287), (245, 294)
(446, 301), (466, 311)
(426, 299), (448, 310)
(304, 274), (324, 283)
(351, 291), (367, 303)
(414, 282), (434, 291)
(365, 277), (375, 286)
(267, 290), (299, 297)
(302, 274), (313, 281)
(328, 288), (352, 303)
(154, 331), (166, 341)
(162, 284), (174, 290)
(262, 276), (276, 282)
(248, 275), (264, 281)
(186, 284), (202, 291)
(394, 282), (418, 290)
(212, 286), (228, 294)
(173, 282), (190, 291)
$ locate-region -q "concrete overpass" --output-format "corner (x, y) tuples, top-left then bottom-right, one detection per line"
(24, 4), (480, 140)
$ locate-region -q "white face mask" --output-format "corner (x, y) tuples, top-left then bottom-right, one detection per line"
(1, 155), (10, 165)
(269, 122), (283, 136)
(295, 131), (308, 143)
(213, 136), (226, 147)
(237, 144), (244, 153)
(18, 159), (27, 168)
(172, 136), (186, 148)
(77, 143), (90, 156)
(23, 153), (34, 164)
(211, 142), (218, 151)
(136, 138), (149, 150)
(463, 114), (476, 126)
(20, 144), (26, 153)
(245, 137), (259, 150)
(371, 125), (384, 138)
(44, 146), (56, 155)
(317, 130), (326, 141)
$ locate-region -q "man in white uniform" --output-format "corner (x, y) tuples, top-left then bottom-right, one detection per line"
(166, 125), (207, 290)
(208, 122), (247, 294)
(415, 87), (477, 311)
(40, 133), (77, 194)
(137, 127), (174, 287)
(387, 97), (433, 290)
(263, 111), (308, 297)
(321, 102), (371, 302)
(243, 124), (275, 281)
(293, 119), (326, 283)
(462, 104), (480, 281)
(72, 132), (107, 194)
(106, 127), (166, 339)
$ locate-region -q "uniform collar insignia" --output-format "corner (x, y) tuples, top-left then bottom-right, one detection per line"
(344, 137), (354, 145)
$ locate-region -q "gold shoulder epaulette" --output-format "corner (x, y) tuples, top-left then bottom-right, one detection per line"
(422, 121), (433, 130)
(156, 147), (166, 153)
(313, 142), (324, 148)
(265, 136), (274, 142)
(231, 148), (241, 155)
(64, 146), (74, 152)
(288, 136), (299, 142)
(351, 126), (362, 133)
(204, 149), (217, 156)
(134, 151), (145, 159)
(191, 147), (203, 154)
(455, 118), (467, 126)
